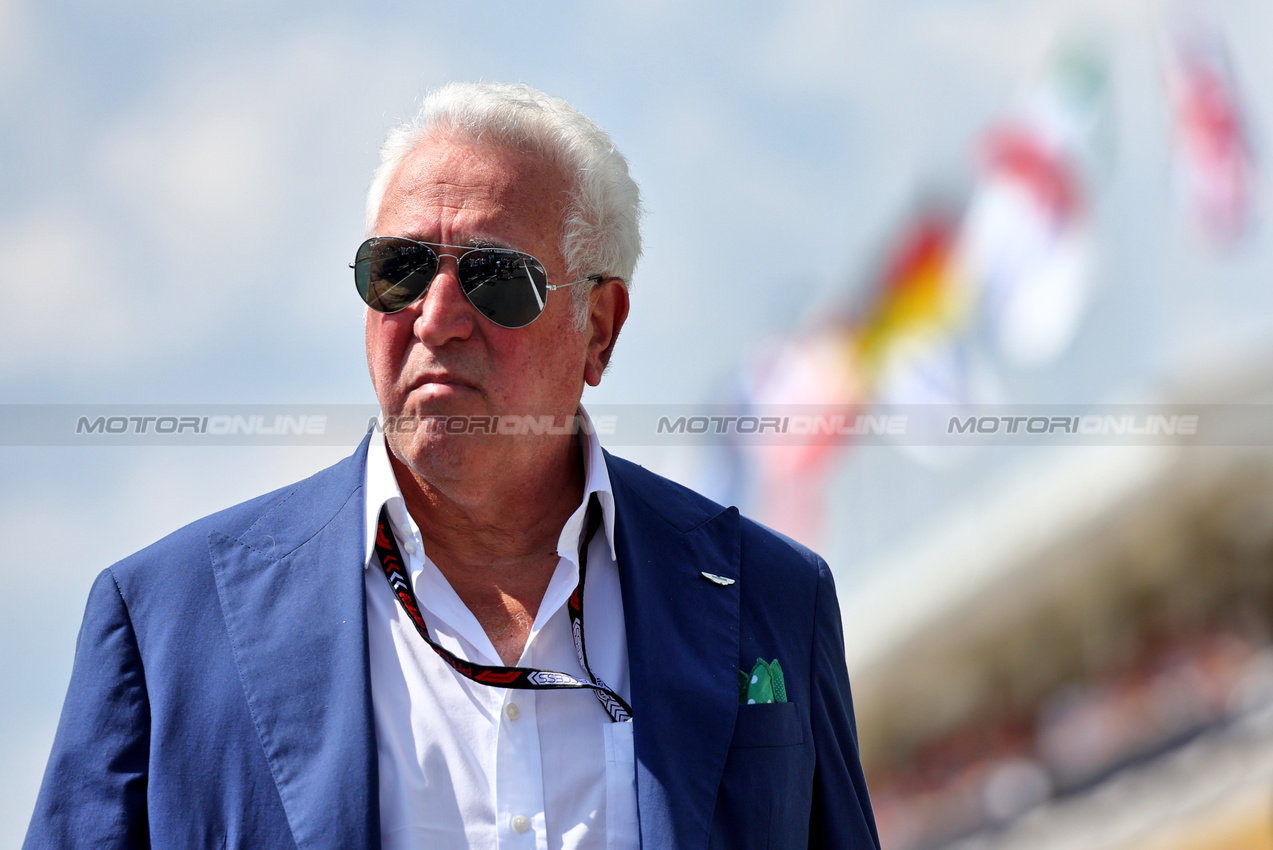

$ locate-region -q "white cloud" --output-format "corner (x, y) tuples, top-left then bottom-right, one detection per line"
(0, 205), (134, 377)
(761, 0), (1153, 118)
(757, 0), (875, 91)
(91, 33), (349, 256)
(70, 25), (444, 373)
(0, 0), (33, 93)
(92, 24), (447, 259)
(97, 101), (280, 248)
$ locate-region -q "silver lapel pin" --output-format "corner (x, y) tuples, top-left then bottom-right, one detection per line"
(700, 571), (736, 587)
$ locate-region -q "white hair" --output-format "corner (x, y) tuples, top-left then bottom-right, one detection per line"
(365, 82), (642, 327)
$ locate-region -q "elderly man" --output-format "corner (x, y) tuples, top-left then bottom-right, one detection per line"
(26, 83), (880, 849)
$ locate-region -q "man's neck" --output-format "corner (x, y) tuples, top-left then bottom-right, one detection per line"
(387, 436), (587, 664)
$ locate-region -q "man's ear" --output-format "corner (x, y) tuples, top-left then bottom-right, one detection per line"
(583, 279), (630, 387)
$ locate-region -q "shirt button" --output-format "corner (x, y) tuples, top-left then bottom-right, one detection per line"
(511, 815), (530, 833)
(403, 540), (417, 555)
(504, 702), (521, 721)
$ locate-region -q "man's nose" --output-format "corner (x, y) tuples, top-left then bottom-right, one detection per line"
(413, 257), (477, 345)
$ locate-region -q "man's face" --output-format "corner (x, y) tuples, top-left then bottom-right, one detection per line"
(365, 133), (596, 484)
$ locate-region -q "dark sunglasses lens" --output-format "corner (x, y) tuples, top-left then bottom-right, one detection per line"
(458, 250), (549, 328)
(354, 238), (439, 313)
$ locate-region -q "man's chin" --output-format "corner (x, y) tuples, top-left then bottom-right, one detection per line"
(383, 416), (580, 488)
(385, 425), (500, 480)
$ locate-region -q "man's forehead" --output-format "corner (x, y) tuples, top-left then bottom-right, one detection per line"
(376, 134), (569, 240)
(395, 135), (563, 201)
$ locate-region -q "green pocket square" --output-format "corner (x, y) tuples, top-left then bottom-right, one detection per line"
(739, 658), (787, 704)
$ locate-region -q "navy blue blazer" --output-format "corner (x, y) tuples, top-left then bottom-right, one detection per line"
(26, 436), (879, 849)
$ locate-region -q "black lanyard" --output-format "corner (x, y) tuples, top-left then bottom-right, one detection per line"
(374, 494), (633, 723)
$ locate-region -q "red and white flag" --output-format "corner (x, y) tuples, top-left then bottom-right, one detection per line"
(1163, 5), (1256, 248)
(956, 45), (1107, 367)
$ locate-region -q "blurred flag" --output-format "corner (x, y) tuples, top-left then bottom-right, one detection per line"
(956, 44), (1107, 367)
(713, 42), (1115, 537)
(738, 206), (971, 541)
(857, 208), (998, 470)
(1163, 5), (1257, 248)
(854, 206), (972, 403)
(743, 330), (861, 546)
(746, 208), (970, 542)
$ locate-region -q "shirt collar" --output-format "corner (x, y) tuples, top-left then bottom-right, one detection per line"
(362, 405), (617, 569)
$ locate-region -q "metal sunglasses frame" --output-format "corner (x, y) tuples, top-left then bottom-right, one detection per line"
(352, 237), (603, 322)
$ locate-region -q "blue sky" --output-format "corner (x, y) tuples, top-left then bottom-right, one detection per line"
(3, 0), (1272, 838)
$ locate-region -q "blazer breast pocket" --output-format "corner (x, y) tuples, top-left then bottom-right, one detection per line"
(713, 703), (815, 849)
(729, 702), (804, 749)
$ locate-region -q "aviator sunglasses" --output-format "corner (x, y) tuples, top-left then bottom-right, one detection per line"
(353, 236), (602, 329)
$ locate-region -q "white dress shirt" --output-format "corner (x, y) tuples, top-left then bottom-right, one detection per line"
(363, 411), (638, 850)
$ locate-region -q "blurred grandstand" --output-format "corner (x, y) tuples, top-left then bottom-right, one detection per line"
(845, 371), (1273, 849)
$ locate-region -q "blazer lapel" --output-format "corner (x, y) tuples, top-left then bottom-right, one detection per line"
(208, 442), (380, 850)
(608, 454), (742, 850)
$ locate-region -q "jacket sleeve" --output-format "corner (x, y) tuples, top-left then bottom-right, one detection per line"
(807, 558), (881, 849)
(24, 568), (151, 849)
